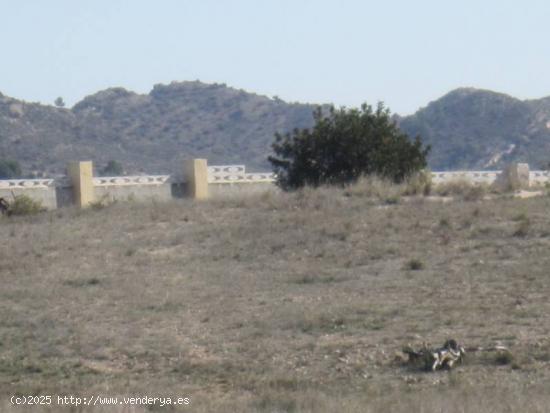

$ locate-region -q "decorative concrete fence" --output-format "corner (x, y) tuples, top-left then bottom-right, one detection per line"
(431, 163), (538, 190)
(207, 162), (546, 191)
(0, 178), (62, 210)
(430, 170), (501, 186)
(207, 164), (276, 183)
(0, 161), (547, 210)
(207, 164), (277, 198)
(0, 159), (208, 209)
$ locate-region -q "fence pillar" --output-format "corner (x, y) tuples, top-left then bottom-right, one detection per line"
(184, 159), (209, 199)
(67, 161), (95, 207)
(497, 163), (530, 191)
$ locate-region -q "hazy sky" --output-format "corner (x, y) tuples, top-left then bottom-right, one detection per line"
(1, 0), (549, 114)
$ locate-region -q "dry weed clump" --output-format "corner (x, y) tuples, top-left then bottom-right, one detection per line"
(342, 171), (431, 203)
(434, 179), (488, 201)
(89, 194), (117, 210)
(342, 176), (405, 204)
(3, 194), (46, 216)
(403, 170), (432, 196)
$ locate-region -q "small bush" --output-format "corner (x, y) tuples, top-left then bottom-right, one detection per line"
(494, 351), (514, 366)
(404, 258), (424, 271)
(513, 218), (530, 237)
(8, 195), (46, 216)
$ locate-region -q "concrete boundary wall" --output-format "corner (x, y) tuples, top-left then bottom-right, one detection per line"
(0, 178), (60, 209)
(430, 171), (502, 185)
(93, 175), (175, 203)
(0, 179), (56, 189)
(207, 164), (550, 188)
(1, 161), (549, 210)
(208, 165), (276, 184)
(530, 170), (550, 186)
(0, 160), (197, 210)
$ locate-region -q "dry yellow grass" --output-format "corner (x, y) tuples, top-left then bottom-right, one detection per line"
(1, 184), (550, 412)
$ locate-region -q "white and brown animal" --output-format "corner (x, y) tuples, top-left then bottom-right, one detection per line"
(430, 339), (466, 371)
(403, 339), (466, 371)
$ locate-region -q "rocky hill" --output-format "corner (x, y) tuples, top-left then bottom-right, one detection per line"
(398, 88), (550, 170)
(1, 82), (550, 176)
(0, 81), (320, 175)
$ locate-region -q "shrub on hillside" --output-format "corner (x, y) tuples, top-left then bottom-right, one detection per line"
(0, 159), (22, 179)
(7, 195), (46, 216)
(99, 160), (124, 176)
(268, 103), (430, 190)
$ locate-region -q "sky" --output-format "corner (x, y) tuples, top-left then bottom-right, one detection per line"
(1, 0), (549, 115)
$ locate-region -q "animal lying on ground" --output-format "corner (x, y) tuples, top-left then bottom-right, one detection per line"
(403, 339), (466, 371)
(431, 339), (466, 371)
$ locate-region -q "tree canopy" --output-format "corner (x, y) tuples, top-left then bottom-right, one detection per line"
(268, 103), (430, 190)
(54, 97), (65, 108)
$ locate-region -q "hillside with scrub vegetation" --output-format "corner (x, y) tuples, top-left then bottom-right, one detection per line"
(1, 179), (550, 412)
(2, 83), (550, 178)
(0, 82), (321, 176)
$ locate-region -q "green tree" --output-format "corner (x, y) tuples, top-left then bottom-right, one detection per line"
(268, 103), (430, 190)
(0, 159), (22, 179)
(54, 97), (65, 108)
(99, 160), (124, 176)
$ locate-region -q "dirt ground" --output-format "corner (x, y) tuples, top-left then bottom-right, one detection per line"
(1, 184), (550, 412)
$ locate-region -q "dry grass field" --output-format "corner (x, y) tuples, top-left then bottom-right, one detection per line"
(2, 181), (550, 412)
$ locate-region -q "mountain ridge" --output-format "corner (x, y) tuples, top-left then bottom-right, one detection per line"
(397, 87), (550, 170)
(1, 81), (549, 176)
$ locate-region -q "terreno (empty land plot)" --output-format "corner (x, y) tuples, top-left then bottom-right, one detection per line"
(1, 185), (550, 412)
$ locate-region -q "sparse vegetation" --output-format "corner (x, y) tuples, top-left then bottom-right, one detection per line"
(513, 215), (531, 237)
(403, 169), (432, 195)
(434, 179), (488, 201)
(3, 85), (550, 176)
(398, 87), (550, 170)
(89, 194), (116, 210)
(99, 160), (124, 176)
(343, 173), (431, 203)
(1, 183), (550, 411)
(0, 158), (22, 179)
(5, 194), (45, 216)
(0, 81), (324, 174)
